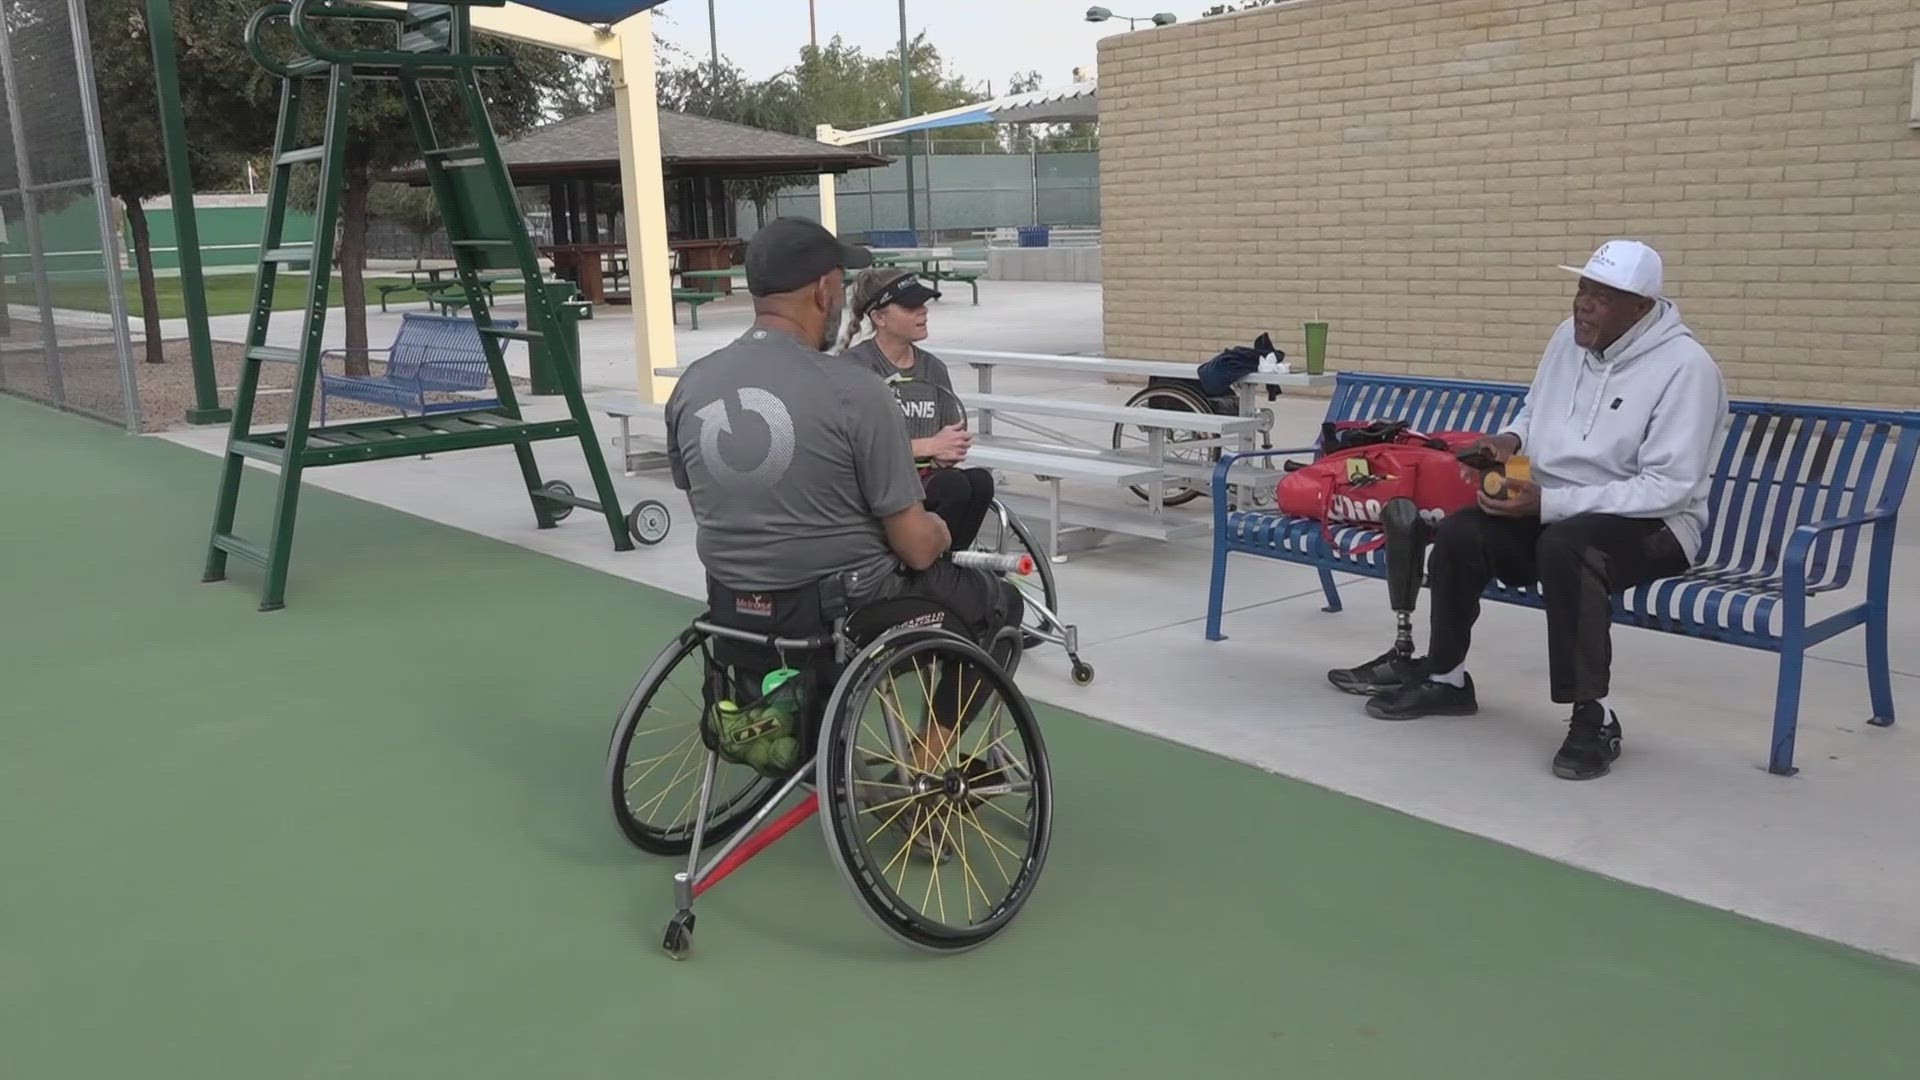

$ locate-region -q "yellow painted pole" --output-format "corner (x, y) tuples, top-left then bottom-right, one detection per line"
(815, 124), (840, 235)
(611, 11), (677, 403)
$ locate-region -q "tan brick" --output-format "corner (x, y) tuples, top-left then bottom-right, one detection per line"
(1096, 0), (1917, 405)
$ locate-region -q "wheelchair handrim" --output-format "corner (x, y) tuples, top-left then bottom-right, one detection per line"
(816, 629), (1053, 950)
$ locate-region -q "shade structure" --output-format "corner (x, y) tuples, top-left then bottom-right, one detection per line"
(510, 0), (673, 20)
(828, 82), (1098, 145)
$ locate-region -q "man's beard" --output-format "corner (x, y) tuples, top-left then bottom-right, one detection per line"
(819, 305), (843, 352)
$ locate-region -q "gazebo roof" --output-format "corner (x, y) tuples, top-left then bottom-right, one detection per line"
(395, 109), (889, 186)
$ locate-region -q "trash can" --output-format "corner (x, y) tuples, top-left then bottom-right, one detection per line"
(1017, 226), (1051, 248)
(529, 279), (592, 396)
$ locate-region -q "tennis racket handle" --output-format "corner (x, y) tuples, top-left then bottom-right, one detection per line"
(952, 550), (1034, 577)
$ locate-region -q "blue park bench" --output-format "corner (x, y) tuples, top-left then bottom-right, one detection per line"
(1206, 371), (1920, 776)
(318, 313), (511, 424)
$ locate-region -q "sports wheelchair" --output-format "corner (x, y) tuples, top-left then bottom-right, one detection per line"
(605, 551), (1054, 959)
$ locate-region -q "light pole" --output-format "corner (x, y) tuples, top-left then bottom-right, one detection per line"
(1084, 6), (1178, 29)
(899, 0), (917, 242)
(707, 0), (720, 84)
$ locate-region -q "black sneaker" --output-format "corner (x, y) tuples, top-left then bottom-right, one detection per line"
(1553, 703), (1623, 780)
(1365, 673), (1478, 720)
(1328, 648), (1421, 696)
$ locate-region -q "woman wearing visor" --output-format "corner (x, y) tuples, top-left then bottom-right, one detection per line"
(838, 267), (995, 550)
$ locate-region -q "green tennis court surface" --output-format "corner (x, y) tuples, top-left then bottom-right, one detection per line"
(3, 394), (1916, 1079)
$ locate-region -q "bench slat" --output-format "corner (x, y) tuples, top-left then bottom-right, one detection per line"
(969, 391), (1262, 434)
(965, 444), (1161, 485)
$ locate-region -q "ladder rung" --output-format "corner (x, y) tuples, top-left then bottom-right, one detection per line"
(261, 247), (314, 264)
(478, 326), (542, 342)
(211, 533), (271, 568)
(424, 145), (487, 164)
(230, 439), (287, 466)
(247, 346), (303, 365)
(277, 146), (327, 166)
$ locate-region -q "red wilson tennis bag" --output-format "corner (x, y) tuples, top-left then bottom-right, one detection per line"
(1276, 426), (1483, 554)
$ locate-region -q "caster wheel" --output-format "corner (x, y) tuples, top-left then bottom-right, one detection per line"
(540, 481), (575, 522)
(1071, 662), (1095, 686)
(662, 912), (695, 960)
(627, 500), (671, 546)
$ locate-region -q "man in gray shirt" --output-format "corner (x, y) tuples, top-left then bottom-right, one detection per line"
(665, 217), (1021, 655)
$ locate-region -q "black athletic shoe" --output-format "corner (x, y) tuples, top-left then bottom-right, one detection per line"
(1553, 703), (1623, 780)
(1365, 673), (1478, 720)
(1328, 648), (1422, 696)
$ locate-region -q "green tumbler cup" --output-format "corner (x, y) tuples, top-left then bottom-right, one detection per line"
(1303, 321), (1329, 375)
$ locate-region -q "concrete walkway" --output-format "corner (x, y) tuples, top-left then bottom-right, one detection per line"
(160, 279), (1920, 965)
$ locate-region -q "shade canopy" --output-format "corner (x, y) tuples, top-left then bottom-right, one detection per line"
(393, 108), (889, 186)
(828, 82), (1098, 145)
(509, 0), (673, 20)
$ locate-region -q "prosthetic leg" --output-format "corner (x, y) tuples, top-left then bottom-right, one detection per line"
(1327, 497), (1432, 695)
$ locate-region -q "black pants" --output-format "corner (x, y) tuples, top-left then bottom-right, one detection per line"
(1425, 509), (1690, 703)
(922, 467), (995, 550)
(862, 559), (1025, 731)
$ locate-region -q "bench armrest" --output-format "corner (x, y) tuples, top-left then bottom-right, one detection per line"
(1210, 445), (1320, 508)
(1782, 506), (1897, 595)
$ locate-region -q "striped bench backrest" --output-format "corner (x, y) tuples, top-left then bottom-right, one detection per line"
(1322, 372), (1920, 589)
(388, 313), (511, 393)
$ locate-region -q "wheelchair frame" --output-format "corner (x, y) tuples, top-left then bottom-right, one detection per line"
(978, 498), (1094, 685)
(610, 554), (1055, 960)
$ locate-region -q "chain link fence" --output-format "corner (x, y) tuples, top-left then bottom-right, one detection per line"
(0, 0), (138, 431)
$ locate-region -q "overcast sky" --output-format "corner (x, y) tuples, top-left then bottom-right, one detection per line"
(651, 1), (1173, 90)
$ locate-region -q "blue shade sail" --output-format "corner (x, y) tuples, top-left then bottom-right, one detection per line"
(509, 1), (674, 21)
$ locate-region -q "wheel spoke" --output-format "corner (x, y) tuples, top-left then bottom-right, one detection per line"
(624, 729), (696, 794)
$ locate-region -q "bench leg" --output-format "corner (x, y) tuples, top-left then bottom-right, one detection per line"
(1046, 477), (1065, 564)
(1206, 538), (1231, 641)
(969, 280), (979, 306)
(690, 304), (701, 331)
(1866, 534), (1896, 728)
(1317, 566), (1343, 613)
(1769, 634), (1806, 776)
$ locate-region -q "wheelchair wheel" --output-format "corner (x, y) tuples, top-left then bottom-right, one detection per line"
(971, 504), (1059, 651)
(606, 628), (781, 855)
(1111, 384), (1220, 507)
(817, 629), (1053, 953)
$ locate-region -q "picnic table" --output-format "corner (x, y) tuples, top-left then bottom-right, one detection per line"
(676, 268), (737, 296)
(540, 243), (624, 303)
(869, 247), (984, 305)
(378, 264), (457, 312)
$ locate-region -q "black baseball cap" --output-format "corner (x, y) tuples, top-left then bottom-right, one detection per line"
(744, 217), (874, 296)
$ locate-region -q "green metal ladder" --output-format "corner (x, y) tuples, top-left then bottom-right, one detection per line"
(208, 2), (632, 611)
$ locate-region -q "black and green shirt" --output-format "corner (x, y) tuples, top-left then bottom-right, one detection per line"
(843, 338), (965, 442)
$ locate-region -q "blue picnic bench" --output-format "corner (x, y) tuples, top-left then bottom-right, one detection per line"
(318, 314), (511, 424)
(1207, 371), (1920, 776)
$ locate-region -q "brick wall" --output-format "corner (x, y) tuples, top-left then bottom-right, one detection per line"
(1097, 0), (1920, 405)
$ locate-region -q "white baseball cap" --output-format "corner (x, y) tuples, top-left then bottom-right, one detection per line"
(1558, 240), (1663, 299)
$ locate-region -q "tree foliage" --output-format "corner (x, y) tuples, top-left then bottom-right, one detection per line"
(81, 0), (276, 362)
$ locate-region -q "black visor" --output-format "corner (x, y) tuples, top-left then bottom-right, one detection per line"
(865, 275), (941, 317)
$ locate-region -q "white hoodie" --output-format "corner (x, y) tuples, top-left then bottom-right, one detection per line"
(1498, 299), (1729, 563)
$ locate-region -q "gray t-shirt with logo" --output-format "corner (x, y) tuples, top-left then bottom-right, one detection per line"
(843, 339), (964, 442)
(666, 327), (924, 594)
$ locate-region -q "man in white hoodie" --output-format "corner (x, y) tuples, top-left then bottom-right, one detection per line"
(1331, 240), (1729, 780)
